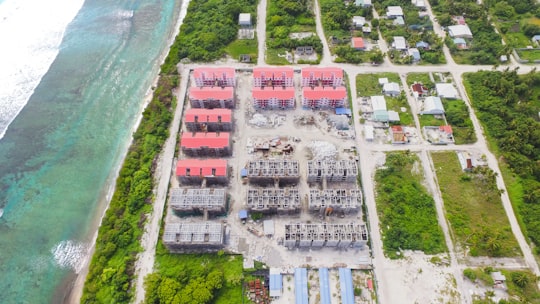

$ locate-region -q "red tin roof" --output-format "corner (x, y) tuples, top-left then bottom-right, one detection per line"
(252, 87), (295, 100)
(189, 86), (233, 100)
(253, 67), (294, 78)
(176, 159), (228, 176)
(302, 86), (347, 99)
(180, 132), (230, 149)
(302, 67), (343, 79)
(184, 109), (232, 123)
(193, 67), (235, 79)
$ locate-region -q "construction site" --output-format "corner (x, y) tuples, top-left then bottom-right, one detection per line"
(163, 67), (370, 300)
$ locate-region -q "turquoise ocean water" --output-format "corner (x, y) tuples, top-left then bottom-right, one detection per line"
(0, 0), (181, 302)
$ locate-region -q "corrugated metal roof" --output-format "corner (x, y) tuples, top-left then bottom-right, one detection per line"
(339, 268), (354, 304)
(252, 87), (295, 100)
(371, 96), (387, 111)
(180, 132), (230, 149)
(176, 159), (227, 176)
(302, 67), (343, 79)
(303, 86), (347, 99)
(352, 37), (365, 49)
(319, 268), (331, 304)
(193, 67), (235, 79)
(254, 67), (294, 78)
(295, 268), (309, 304)
(269, 272), (283, 297)
(335, 108), (352, 115)
(189, 86), (234, 100)
(184, 109), (232, 123)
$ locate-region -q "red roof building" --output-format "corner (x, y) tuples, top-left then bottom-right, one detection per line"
(302, 67), (344, 87)
(193, 67), (235, 87)
(189, 87), (235, 109)
(411, 83), (429, 97)
(302, 86), (347, 109)
(253, 67), (294, 87)
(252, 87), (296, 109)
(184, 109), (233, 132)
(180, 132), (231, 157)
(176, 159), (228, 185)
(390, 125), (407, 144)
(351, 37), (365, 50)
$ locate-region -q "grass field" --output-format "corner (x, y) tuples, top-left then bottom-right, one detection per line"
(386, 96), (414, 126)
(464, 268), (540, 303)
(266, 48), (290, 65)
(225, 38), (258, 62)
(431, 152), (521, 257)
(356, 73), (400, 96)
(516, 49), (540, 61)
(406, 73), (435, 89)
(419, 114), (445, 127)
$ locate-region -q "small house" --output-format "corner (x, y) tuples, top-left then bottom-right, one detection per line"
(413, 0), (426, 10)
(453, 37), (467, 49)
(452, 15), (466, 25)
(491, 272), (506, 285)
(436, 83), (459, 99)
(421, 96), (445, 115)
(355, 0), (372, 7)
(411, 83), (428, 97)
(383, 82), (400, 96)
(352, 37), (366, 50)
(378, 78), (389, 85)
(386, 6), (404, 18)
(416, 41), (429, 50)
(364, 125), (374, 141)
(371, 95), (389, 122)
(448, 25), (473, 39)
(393, 16), (405, 26)
(393, 36), (407, 51)
(352, 16), (366, 28)
(408, 48), (421, 62)
(533, 35), (540, 44)
(239, 13), (251, 27)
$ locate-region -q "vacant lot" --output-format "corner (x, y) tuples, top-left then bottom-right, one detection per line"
(356, 73), (400, 96)
(432, 152), (520, 257)
(375, 152), (446, 258)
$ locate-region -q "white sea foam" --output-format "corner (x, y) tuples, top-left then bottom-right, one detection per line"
(51, 240), (88, 273)
(0, 0), (84, 139)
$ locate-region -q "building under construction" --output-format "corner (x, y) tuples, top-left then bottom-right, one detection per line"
(308, 189), (362, 215)
(283, 223), (368, 249)
(246, 159), (300, 185)
(163, 221), (225, 252)
(169, 188), (227, 215)
(247, 187), (300, 214)
(307, 159), (358, 183)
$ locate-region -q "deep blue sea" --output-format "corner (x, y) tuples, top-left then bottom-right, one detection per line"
(0, 0), (181, 302)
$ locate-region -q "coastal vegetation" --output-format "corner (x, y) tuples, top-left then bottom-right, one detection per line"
(375, 152), (446, 258)
(172, 0), (257, 62)
(463, 70), (540, 254)
(265, 0), (322, 64)
(81, 28), (180, 304)
(432, 152), (520, 257)
(144, 245), (244, 304)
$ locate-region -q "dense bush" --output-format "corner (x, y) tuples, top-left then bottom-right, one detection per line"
(464, 70), (540, 249)
(375, 152), (447, 257)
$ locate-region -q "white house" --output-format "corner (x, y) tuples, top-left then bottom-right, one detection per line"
(383, 82), (400, 96)
(448, 25), (473, 39)
(421, 96), (445, 115)
(352, 16), (366, 28)
(378, 78), (389, 85)
(355, 0), (372, 7)
(239, 13), (251, 26)
(393, 36), (407, 50)
(436, 83), (459, 99)
(386, 6), (404, 18)
(371, 96), (389, 122)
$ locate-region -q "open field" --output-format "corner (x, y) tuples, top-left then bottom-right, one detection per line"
(356, 73), (400, 96)
(432, 152), (521, 257)
(225, 38), (258, 63)
(406, 72), (435, 89)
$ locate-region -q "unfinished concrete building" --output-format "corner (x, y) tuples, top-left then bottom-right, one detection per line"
(283, 223), (368, 249)
(308, 189), (362, 215)
(246, 159), (300, 185)
(307, 159), (358, 183)
(247, 187), (300, 214)
(163, 222), (225, 252)
(169, 188), (227, 215)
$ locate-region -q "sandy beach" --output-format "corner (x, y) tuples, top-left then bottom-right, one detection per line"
(63, 2), (187, 302)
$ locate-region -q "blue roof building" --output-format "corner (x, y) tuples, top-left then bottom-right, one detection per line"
(295, 268), (309, 304)
(319, 268), (331, 304)
(238, 209), (248, 219)
(339, 268), (355, 304)
(269, 268), (283, 297)
(335, 107), (352, 116)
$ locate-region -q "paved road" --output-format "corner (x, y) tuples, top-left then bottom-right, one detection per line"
(256, 0), (267, 65)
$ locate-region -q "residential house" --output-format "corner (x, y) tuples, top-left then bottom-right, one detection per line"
(239, 13), (251, 27)
(452, 15), (466, 25)
(253, 67), (294, 87)
(184, 108), (233, 132)
(411, 83), (429, 97)
(352, 37), (366, 50)
(393, 16), (405, 26)
(420, 96), (445, 115)
(302, 67), (344, 87)
(436, 83), (459, 99)
(448, 25), (473, 39)
(453, 38), (468, 49)
(386, 6), (404, 18)
(193, 67), (235, 87)
(408, 48), (421, 62)
(532, 35), (540, 45)
(302, 86), (347, 109)
(393, 36), (407, 51)
(176, 159), (228, 185)
(378, 78), (389, 85)
(382, 82), (400, 96)
(416, 41), (430, 50)
(189, 86), (235, 109)
(180, 132), (232, 157)
(412, 0), (426, 10)
(371, 95), (388, 121)
(252, 87), (296, 109)
(352, 16), (366, 28)
(355, 0), (372, 7)
(390, 126), (407, 144)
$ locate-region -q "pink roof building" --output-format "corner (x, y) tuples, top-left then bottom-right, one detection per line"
(184, 109), (233, 132)
(176, 159), (228, 185)
(252, 87), (296, 109)
(193, 67), (235, 87)
(302, 86), (347, 109)
(253, 67), (294, 87)
(189, 87), (235, 109)
(180, 132), (231, 157)
(302, 67), (344, 87)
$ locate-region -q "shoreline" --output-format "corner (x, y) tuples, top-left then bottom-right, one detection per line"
(62, 1), (186, 302)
